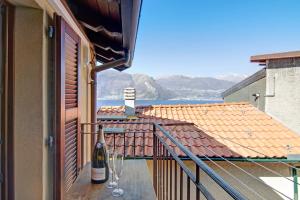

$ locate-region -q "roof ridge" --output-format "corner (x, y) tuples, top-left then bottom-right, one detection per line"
(136, 102), (251, 108)
(99, 102), (251, 109)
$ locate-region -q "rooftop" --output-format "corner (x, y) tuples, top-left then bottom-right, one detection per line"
(98, 102), (300, 159)
(251, 50), (300, 63)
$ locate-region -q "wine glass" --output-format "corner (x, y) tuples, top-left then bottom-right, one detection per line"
(112, 153), (124, 197)
(106, 149), (117, 189)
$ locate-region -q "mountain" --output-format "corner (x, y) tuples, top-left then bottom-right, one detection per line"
(156, 75), (234, 90)
(97, 70), (238, 100)
(215, 74), (248, 83)
(97, 70), (173, 100)
(156, 75), (235, 100)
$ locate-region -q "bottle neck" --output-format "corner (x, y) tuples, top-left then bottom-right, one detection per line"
(97, 128), (105, 144)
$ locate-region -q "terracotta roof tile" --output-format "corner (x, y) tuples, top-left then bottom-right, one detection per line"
(99, 102), (300, 158)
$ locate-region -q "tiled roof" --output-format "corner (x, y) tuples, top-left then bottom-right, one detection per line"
(98, 102), (300, 159)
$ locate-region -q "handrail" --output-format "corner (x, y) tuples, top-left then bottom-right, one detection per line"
(154, 123), (246, 200)
(154, 127), (215, 200)
(81, 121), (246, 200)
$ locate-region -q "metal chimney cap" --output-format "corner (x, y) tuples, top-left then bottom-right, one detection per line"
(124, 87), (136, 100)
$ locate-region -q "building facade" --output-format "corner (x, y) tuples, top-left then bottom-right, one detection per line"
(223, 51), (300, 135)
(0, 0), (141, 199)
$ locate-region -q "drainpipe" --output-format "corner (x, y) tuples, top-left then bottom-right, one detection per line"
(90, 51), (130, 151)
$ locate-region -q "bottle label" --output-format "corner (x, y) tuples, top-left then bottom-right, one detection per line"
(91, 167), (106, 181)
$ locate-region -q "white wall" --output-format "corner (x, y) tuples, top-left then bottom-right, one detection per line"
(265, 58), (300, 135)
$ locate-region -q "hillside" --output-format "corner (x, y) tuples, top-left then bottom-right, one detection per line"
(97, 70), (240, 100)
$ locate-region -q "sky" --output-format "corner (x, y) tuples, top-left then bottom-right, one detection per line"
(126, 0), (300, 78)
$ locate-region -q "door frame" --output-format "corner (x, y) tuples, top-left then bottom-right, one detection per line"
(0, 1), (14, 200)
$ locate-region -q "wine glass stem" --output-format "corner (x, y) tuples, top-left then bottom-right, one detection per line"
(110, 172), (112, 182)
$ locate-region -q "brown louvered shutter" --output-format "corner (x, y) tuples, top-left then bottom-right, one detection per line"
(54, 14), (81, 199)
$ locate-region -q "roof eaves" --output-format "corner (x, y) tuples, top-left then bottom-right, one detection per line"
(251, 50), (300, 63)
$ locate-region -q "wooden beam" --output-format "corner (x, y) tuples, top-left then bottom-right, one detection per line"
(79, 20), (122, 38)
(87, 30), (123, 53)
(71, 2), (122, 33)
(94, 46), (122, 60)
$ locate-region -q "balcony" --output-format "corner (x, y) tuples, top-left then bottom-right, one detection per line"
(67, 122), (246, 200)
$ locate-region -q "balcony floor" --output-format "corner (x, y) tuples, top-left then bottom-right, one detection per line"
(66, 159), (156, 200)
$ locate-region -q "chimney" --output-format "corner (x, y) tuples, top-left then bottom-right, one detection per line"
(124, 87), (136, 116)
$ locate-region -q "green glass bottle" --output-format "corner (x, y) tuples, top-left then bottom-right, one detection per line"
(91, 125), (109, 184)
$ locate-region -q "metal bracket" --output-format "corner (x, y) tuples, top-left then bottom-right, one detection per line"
(48, 26), (54, 38)
(47, 135), (54, 148)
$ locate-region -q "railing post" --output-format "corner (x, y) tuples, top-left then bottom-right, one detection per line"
(153, 123), (157, 195)
(196, 165), (200, 200)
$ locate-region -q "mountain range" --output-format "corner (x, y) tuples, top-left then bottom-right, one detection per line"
(97, 70), (244, 100)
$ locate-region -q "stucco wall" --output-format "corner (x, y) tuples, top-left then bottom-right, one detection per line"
(13, 3), (92, 200)
(14, 7), (45, 200)
(224, 77), (266, 111)
(265, 58), (300, 135)
(147, 160), (296, 200)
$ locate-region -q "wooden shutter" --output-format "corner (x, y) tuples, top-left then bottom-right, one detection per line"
(54, 14), (81, 199)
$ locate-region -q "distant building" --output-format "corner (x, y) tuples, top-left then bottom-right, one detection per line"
(223, 51), (300, 134)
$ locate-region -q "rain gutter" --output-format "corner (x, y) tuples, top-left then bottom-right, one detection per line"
(90, 52), (130, 149)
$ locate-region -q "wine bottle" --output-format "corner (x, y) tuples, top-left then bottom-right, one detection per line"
(91, 125), (109, 184)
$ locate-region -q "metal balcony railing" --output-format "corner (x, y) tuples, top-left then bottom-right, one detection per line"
(81, 122), (246, 200)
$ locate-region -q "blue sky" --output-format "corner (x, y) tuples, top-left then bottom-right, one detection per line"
(126, 0), (300, 78)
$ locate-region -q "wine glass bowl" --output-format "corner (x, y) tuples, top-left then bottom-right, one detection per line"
(106, 149), (117, 189)
(112, 153), (124, 197)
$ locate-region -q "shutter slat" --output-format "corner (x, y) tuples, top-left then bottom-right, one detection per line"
(66, 94), (77, 99)
(65, 70), (77, 77)
(65, 99), (77, 104)
(65, 119), (77, 130)
(65, 42), (77, 54)
(65, 168), (77, 192)
(65, 153), (77, 171)
(66, 74), (77, 82)
(65, 120), (77, 129)
(65, 89), (77, 94)
(65, 52), (77, 62)
(65, 59), (77, 68)
(66, 79), (77, 85)
(65, 84), (77, 90)
(65, 145), (77, 161)
(66, 104), (77, 109)
(64, 118), (78, 192)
